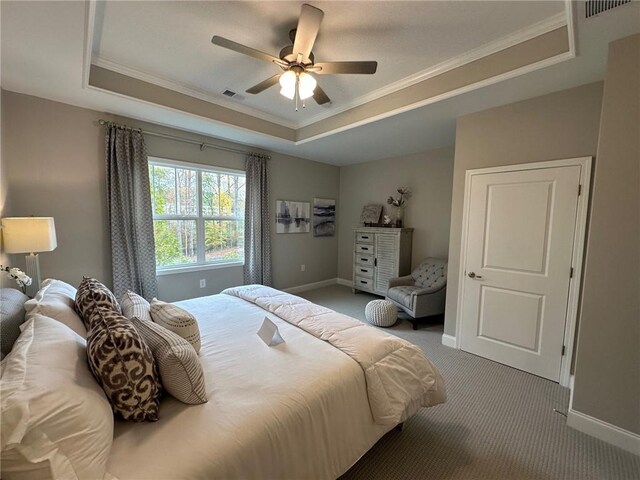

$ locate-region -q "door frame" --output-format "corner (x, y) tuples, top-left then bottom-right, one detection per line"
(455, 157), (592, 387)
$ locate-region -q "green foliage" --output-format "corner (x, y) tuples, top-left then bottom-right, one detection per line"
(149, 163), (245, 267)
(204, 220), (242, 261)
(154, 221), (189, 266)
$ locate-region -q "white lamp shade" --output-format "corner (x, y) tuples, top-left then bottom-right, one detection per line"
(279, 70), (297, 99)
(1, 217), (57, 254)
(279, 70), (296, 89)
(298, 72), (317, 100)
(280, 87), (295, 100)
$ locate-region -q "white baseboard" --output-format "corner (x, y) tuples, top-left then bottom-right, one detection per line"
(282, 277), (356, 294)
(283, 278), (338, 294)
(441, 333), (457, 348)
(567, 408), (640, 455)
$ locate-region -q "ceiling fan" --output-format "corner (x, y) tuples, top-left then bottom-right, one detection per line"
(211, 3), (377, 110)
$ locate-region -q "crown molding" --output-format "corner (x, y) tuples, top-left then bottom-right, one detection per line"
(82, 0), (294, 131)
(295, 49), (574, 145)
(297, 10), (569, 128)
(565, 0), (578, 57)
(82, 0), (97, 90)
(83, 2), (572, 143)
(85, 77), (294, 144)
(91, 56), (298, 130)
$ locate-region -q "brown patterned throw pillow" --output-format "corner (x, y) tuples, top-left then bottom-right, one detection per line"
(75, 277), (121, 328)
(86, 305), (162, 422)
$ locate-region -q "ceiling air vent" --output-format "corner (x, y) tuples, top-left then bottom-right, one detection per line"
(222, 89), (238, 98)
(586, 0), (631, 18)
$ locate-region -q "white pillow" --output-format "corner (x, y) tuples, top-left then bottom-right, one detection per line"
(121, 290), (152, 322)
(150, 299), (201, 353)
(0, 314), (114, 480)
(24, 279), (86, 338)
(131, 316), (207, 405)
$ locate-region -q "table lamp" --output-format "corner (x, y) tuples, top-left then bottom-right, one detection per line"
(1, 217), (57, 297)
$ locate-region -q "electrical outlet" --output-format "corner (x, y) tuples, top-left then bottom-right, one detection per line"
(301, 264), (306, 272)
(199, 279), (206, 288)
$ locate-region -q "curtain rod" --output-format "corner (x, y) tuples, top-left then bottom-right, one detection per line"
(97, 119), (251, 156)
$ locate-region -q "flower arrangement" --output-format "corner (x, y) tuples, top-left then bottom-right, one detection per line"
(1, 265), (32, 293)
(386, 187), (412, 207)
(386, 187), (412, 227)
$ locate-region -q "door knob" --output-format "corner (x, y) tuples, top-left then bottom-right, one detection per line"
(468, 272), (483, 279)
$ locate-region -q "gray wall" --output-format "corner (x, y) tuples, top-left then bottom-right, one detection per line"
(571, 35), (639, 434)
(112, 115), (340, 301)
(269, 153), (340, 290)
(2, 91), (339, 301)
(337, 148), (454, 281)
(2, 91), (113, 288)
(444, 82), (604, 337)
(0, 87), (11, 286)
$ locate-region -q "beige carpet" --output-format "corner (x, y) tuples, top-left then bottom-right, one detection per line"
(299, 285), (640, 480)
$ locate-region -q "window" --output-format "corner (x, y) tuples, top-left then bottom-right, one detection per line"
(149, 158), (245, 272)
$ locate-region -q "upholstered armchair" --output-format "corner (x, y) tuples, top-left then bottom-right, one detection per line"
(386, 258), (447, 329)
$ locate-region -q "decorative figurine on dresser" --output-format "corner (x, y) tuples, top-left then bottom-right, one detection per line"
(352, 227), (413, 295)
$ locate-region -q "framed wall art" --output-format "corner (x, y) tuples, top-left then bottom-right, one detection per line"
(276, 200), (311, 234)
(313, 198), (336, 237)
(360, 204), (383, 226)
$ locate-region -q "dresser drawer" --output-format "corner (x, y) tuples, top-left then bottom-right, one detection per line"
(356, 232), (374, 243)
(354, 276), (374, 289)
(355, 243), (375, 254)
(355, 254), (374, 266)
(354, 265), (374, 278)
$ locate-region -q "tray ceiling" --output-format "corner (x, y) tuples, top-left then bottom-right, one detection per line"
(92, 1), (565, 127)
(2, 1), (639, 165)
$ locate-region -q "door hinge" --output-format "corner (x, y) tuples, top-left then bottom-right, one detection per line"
(562, 345), (566, 356)
(570, 267), (574, 278)
(578, 184), (582, 196)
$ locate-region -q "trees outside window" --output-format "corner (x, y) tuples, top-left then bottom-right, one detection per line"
(149, 159), (245, 270)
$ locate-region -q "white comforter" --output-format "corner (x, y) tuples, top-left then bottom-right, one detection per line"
(106, 288), (445, 480)
(223, 285), (446, 425)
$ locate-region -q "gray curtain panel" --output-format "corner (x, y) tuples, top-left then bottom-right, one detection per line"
(105, 124), (158, 300)
(244, 153), (272, 286)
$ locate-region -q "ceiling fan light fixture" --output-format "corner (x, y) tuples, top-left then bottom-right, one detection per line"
(212, 4), (379, 109)
(280, 86), (296, 100)
(279, 70), (297, 99)
(298, 72), (317, 100)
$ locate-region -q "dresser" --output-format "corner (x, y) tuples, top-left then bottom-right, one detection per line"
(352, 227), (413, 296)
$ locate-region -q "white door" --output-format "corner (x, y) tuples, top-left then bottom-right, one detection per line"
(460, 165), (581, 381)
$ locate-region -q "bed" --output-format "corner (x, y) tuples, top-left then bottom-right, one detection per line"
(1, 282), (445, 480)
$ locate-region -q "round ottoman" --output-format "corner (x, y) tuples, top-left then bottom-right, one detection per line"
(365, 299), (398, 327)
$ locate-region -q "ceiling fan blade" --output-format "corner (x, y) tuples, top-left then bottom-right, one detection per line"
(211, 36), (286, 66)
(312, 84), (331, 105)
(312, 61), (378, 75)
(293, 4), (324, 64)
(246, 74), (282, 94)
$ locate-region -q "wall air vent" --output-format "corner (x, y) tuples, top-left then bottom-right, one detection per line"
(222, 89), (237, 98)
(586, 0), (631, 18)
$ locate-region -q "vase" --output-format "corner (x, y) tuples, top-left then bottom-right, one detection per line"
(395, 206), (404, 228)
